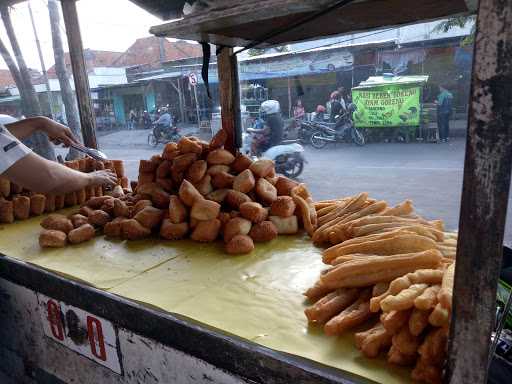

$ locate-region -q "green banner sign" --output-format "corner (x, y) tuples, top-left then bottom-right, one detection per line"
(352, 85), (421, 128)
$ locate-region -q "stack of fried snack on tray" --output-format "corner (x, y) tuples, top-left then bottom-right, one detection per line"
(304, 193), (457, 384)
(39, 131), (317, 254)
(0, 158), (127, 225)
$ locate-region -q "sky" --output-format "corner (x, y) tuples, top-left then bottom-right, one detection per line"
(0, 0), (164, 71)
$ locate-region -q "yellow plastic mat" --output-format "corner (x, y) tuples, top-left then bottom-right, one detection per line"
(0, 215), (411, 383)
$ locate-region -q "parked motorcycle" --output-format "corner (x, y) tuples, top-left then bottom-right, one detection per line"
(310, 103), (365, 148)
(148, 123), (181, 147)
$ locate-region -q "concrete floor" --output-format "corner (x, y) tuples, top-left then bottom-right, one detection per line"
(92, 129), (512, 246)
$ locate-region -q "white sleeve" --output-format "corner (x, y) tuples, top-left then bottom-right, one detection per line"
(0, 124), (32, 175)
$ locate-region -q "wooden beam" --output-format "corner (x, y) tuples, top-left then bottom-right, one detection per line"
(445, 0), (512, 382)
(217, 47), (241, 152)
(60, 0), (97, 149)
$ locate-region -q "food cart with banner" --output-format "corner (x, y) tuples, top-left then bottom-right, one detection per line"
(1, 0), (512, 384)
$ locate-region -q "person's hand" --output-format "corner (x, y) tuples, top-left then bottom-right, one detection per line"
(88, 170), (118, 187)
(41, 117), (80, 147)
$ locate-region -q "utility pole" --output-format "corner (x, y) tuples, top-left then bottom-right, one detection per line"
(28, 1), (54, 118)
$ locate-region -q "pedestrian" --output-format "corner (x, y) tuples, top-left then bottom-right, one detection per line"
(293, 99), (305, 120)
(436, 85), (453, 142)
(128, 109), (137, 130)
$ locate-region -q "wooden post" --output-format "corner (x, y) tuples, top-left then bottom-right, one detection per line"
(217, 47), (241, 152)
(60, 0), (97, 149)
(445, 0), (512, 382)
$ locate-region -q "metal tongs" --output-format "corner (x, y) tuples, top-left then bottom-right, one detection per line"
(69, 142), (108, 161)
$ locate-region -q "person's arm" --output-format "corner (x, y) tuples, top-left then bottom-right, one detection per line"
(3, 153), (117, 194)
(5, 116), (79, 146)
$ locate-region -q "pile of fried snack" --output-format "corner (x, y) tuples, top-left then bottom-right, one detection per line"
(39, 131), (317, 254)
(0, 159), (127, 224)
(304, 193), (457, 384)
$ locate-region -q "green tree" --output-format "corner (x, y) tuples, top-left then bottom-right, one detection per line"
(433, 15), (476, 47)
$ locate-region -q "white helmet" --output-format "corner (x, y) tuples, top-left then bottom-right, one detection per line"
(260, 100), (280, 116)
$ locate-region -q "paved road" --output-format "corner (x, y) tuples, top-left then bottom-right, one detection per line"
(94, 130), (512, 246)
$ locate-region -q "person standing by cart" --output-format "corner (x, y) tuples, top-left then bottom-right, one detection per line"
(436, 85), (453, 142)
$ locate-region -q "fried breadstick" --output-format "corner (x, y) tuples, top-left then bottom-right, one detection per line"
(381, 200), (414, 216)
(304, 288), (360, 324)
(418, 327), (448, 366)
(303, 279), (333, 302)
(372, 282), (390, 297)
(414, 285), (441, 310)
(438, 262), (455, 311)
(354, 322), (393, 358)
(291, 184), (317, 237)
(324, 289), (372, 336)
(428, 303), (449, 327)
(392, 326), (421, 356)
(380, 310), (412, 334)
(380, 284), (429, 312)
(388, 344), (417, 366)
(409, 308), (431, 336)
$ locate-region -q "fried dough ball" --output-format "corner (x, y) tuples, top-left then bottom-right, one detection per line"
(186, 160), (207, 184)
(225, 190), (252, 209)
(226, 235), (254, 255)
(68, 224), (95, 244)
(178, 136), (203, 154)
(194, 174), (213, 196)
(211, 171), (234, 189)
(133, 200), (152, 216)
(269, 215), (298, 234)
(231, 154), (253, 173)
(249, 221), (278, 242)
(190, 219), (221, 242)
(45, 195), (56, 213)
(121, 219), (151, 240)
(160, 219), (189, 240)
(162, 142), (179, 160)
(249, 159), (274, 178)
(64, 192), (78, 207)
(39, 229), (67, 248)
(156, 178), (173, 192)
(191, 199), (221, 221)
(139, 159), (158, 173)
(152, 188), (171, 209)
(239, 202), (268, 223)
(113, 199), (130, 218)
(55, 195), (65, 210)
(13, 196), (30, 220)
(100, 198), (115, 216)
(207, 149), (235, 165)
(0, 199), (14, 223)
(86, 196), (113, 209)
(88, 210), (111, 227)
(265, 175), (278, 186)
(78, 205), (94, 217)
(255, 178), (278, 205)
(172, 153), (197, 173)
(156, 160), (172, 179)
(209, 128), (227, 149)
(41, 214), (74, 233)
(104, 217), (127, 238)
(134, 206), (164, 229)
(223, 217), (252, 242)
(275, 176), (298, 196)
(179, 180), (203, 207)
(169, 195), (188, 224)
(233, 169), (255, 193)
(30, 194), (47, 216)
(207, 165), (230, 176)
(0, 177), (10, 198)
(206, 189), (229, 204)
(111, 185), (125, 198)
(70, 214), (89, 228)
(270, 196), (296, 217)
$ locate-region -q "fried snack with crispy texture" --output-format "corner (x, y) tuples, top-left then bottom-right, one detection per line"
(207, 149), (235, 165)
(133, 199), (152, 216)
(249, 159), (274, 178)
(305, 288), (360, 324)
(121, 219), (151, 240)
(439, 262), (455, 311)
(223, 217), (252, 242)
(380, 284), (429, 312)
(409, 308), (431, 336)
(354, 322), (393, 358)
(30, 194), (46, 216)
(255, 178), (277, 205)
(191, 199), (220, 221)
(317, 192), (368, 227)
(387, 344), (417, 366)
(160, 219), (188, 240)
(225, 190), (252, 209)
(233, 169), (255, 193)
(380, 310), (412, 334)
(209, 128), (227, 149)
(152, 187), (171, 209)
(179, 180), (203, 207)
(86, 196), (112, 209)
(88, 210), (112, 227)
(414, 285), (441, 311)
(248, 220), (278, 242)
(194, 174), (213, 196)
(68, 224), (95, 244)
(0, 177), (10, 198)
(191, 219), (221, 242)
(0, 199), (14, 223)
(178, 136), (202, 154)
(41, 214), (74, 233)
(372, 282), (390, 297)
(104, 217), (127, 238)
(269, 215), (298, 235)
(275, 176), (298, 196)
(186, 160), (207, 184)
(134, 206), (164, 229)
(172, 153), (198, 173)
(100, 198), (115, 216)
(156, 160), (172, 179)
(324, 289), (372, 336)
(206, 189), (229, 204)
(428, 303), (449, 327)
(78, 205), (94, 217)
(44, 194), (56, 213)
(207, 165), (230, 176)
(240, 201), (267, 223)
(13, 196), (30, 220)
(392, 326), (420, 356)
(322, 251), (443, 290)
(304, 279), (333, 302)
(211, 171), (235, 189)
(270, 196), (296, 217)
(70, 214), (89, 228)
(418, 326), (448, 366)
(113, 199), (130, 218)
(411, 360), (442, 384)
(381, 199), (414, 216)
(231, 154), (253, 173)
(226, 234), (255, 255)
(291, 183), (317, 236)
(39, 229), (67, 248)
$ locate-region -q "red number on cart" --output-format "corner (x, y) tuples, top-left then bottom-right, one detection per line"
(47, 300), (64, 341)
(87, 316), (107, 361)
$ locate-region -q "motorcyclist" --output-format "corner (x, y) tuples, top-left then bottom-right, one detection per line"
(153, 106), (173, 139)
(247, 100), (283, 155)
(329, 91), (345, 123)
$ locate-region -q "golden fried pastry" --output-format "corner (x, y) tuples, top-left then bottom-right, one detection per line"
(179, 180), (203, 206)
(355, 322), (393, 358)
(324, 289), (372, 336)
(207, 149), (235, 165)
(191, 199), (221, 221)
(121, 219), (151, 240)
(186, 160), (207, 184)
(152, 188), (171, 209)
(211, 171), (235, 189)
(223, 217), (252, 242)
(64, 192), (78, 207)
(304, 288), (360, 324)
(178, 136), (203, 154)
(438, 262), (454, 311)
(409, 308), (431, 336)
(240, 202), (267, 223)
(78, 205), (94, 217)
(88, 210), (111, 227)
(113, 199), (130, 218)
(231, 154), (253, 173)
(160, 219), (189, 240)
(207, 165), (231, 176)
(0, 177), (10, 198)
(13, 196), (30, 220)
(265, 175), (278, 186)
(70, 214), (89, 228)
(171, 169), (184, 185)
(0, 199), (14, 223)
(190, 219), (221, 242)
(269, 215), (298, 235)
(55, 195), (65, 210)
(139, 159), (158, 173)
(111, 185), (124, 198)
(44, 194), (56, 213)
(249, 159), (274, 178)
(134, 206), (164, 229)
(162, 142), (179, 160)
(380, 310), (412, 334)
(41, 214), (74, 233)
(380, 284), (429, 312)
(270, 196), (296, 217)
(76, 189), (87, 205)
(255, 178), (277, 205)
(172, 153), (198, 173)
(225, 234), (254, 255)
(100, 198), (115, 216)
(156, 178), (173, 192)
(30, 194), (47, 216)
(275, 176), (299, 196)
(392, 326), (420, 356)
(86, 196), (113, 209)
(39, 229), (67, 248)
(194, 174), (213, 196)
(156, 160), (171, 179)
(414, 285), (441, 311)
(206, 189), (229, 204)
(209, 128), (227, 149)
(291, 183), (317, 237)
(233, 169), (255, 193)
(428, 303), (449, 327)
(225, 190), (252, 209)
(247, 219), (278, 242)
(68, 224), (96, 244)
(112, 160), (125, 178)
(169, 195), (188, 224)
(133, 199), (152, 216)
(104, 217), (127, 238)
(411, 360), (442, 384)
(387, 344), (417, 366)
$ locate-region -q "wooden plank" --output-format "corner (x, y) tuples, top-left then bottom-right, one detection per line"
(60, 0), (98, 149)
(445, 0), (512, 382)
(217, 47), (241, 152)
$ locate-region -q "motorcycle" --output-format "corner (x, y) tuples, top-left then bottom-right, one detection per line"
(148, 122), (181, 147)
(310, 103), (365, 148)
(297, 119), (320, 145)
(241, 132), (306, 179)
